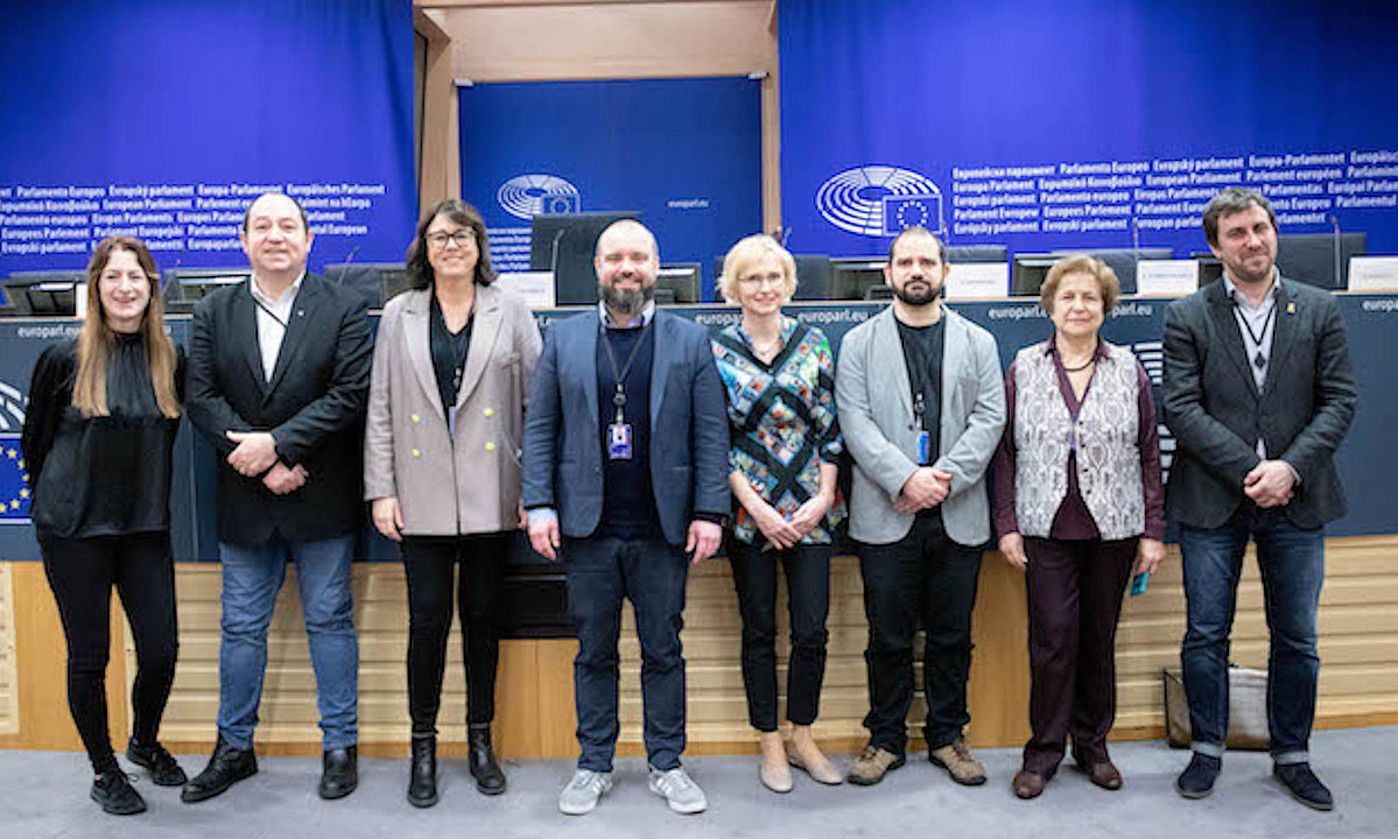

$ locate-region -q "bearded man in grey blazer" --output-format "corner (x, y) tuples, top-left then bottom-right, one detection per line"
(835, 226), (1006, 787)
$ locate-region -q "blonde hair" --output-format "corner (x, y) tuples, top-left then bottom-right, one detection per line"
(717, 234), (798, 304)
(1040, 254), (1120, 316)
(72, 237), (181, 419)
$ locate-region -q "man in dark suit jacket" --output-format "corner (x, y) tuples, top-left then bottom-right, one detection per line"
(1163, 187), (1356, 810)
(523, 220), (729, 817)
(182, 192), (372, 804)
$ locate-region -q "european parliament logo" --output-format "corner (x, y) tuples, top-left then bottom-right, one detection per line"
(497, 174), (581, 221)
(0, 433), (30, 522)
(816, 165), (943, 237)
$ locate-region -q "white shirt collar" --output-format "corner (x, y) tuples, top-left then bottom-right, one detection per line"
(250, 270), (306, 307)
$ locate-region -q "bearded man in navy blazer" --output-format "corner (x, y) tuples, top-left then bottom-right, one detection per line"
(183, 192), (372, 804)
(1164, 187), (1356, 810)
(523, 220), (729, 817)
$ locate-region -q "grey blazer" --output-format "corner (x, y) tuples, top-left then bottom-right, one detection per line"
(835, 306), (1006, 547)
(363, 283), (542, 535)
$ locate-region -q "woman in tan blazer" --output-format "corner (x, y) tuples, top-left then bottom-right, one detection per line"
(364, 199), (541, 807)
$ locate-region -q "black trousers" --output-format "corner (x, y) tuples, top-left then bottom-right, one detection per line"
(40, 532), (178, 774)
(401, 532), (509, 733)
(1022, 536), (1136, 775)
(858, 513), (982, 755)
(727, 538), (831, 731)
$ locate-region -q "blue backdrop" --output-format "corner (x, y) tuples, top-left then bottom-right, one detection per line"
(459, 77), (763, 300)
(779, 0), (1398, 260)
(0, 0), (417, 275)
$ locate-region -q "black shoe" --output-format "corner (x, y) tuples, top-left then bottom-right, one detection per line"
(181, 736), (257, 803)
(1273, 762), (1334, 811)
(92, 771), (147, 815)
(407, 735), (438, 808)
(1175, 752), (1221, 799)
(468, 724), (506, 795)
(320, 746), (358, 800)
(127, 738), (188, 786)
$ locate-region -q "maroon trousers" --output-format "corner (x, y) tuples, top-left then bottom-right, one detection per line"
(1022, 536), (1137, 776)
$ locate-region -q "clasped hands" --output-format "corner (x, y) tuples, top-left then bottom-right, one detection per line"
(894, 467), (952, 516)
(1244, 459), (1295, 508)
(226, 430), (307, 496)
(749, 491), (835, 551)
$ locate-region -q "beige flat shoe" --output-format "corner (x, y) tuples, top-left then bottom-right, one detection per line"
(786, 742), (844, 785)
(760, 757), (793, 793)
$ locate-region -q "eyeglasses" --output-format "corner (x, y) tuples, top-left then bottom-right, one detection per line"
(426, 230), (475, 248)
(737, 273), (784, 288)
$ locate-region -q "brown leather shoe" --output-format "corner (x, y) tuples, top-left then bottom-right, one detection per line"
(1012, 770), (1046, 799)
(929, 738), (987, 786)
(1081, 760), (1123, 791)
(846, 746), (906, 786)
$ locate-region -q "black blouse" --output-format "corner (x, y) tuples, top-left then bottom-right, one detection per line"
(20, 333), (186, 540)
(428, 293), (473, 416)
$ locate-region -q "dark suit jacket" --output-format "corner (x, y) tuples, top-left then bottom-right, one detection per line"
(1162, 276), (1357, 529)
(520, 309), (730, 546)
(186, 274), (373, 545)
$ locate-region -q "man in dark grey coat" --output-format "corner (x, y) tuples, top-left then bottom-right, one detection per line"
(1163, 187), (1357, 810)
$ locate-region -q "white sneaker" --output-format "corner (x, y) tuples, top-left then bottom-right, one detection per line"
(648, 765), (707, 815)
(559, 769), (613, 815)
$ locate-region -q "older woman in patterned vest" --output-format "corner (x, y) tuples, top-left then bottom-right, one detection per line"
(991, 254), (1166, 800)
(711, 234), (845, 793)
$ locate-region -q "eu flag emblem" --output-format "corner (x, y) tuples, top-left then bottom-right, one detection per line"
(0, 433), (31, 521)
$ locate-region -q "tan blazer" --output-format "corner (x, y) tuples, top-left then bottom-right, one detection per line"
(364, 283), (542, 535)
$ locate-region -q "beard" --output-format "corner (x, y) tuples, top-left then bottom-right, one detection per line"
(600, 281), (655, 315)
(893, 278), (943, 307)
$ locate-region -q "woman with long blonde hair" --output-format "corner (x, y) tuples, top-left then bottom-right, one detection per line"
(21, 236), (187, 815)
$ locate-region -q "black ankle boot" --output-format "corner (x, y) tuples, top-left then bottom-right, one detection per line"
(407, 735), (438, 808)
(468, 724), (506, 795)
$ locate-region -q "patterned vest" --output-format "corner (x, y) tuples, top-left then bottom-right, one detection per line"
(1012, 341), (1143, 540)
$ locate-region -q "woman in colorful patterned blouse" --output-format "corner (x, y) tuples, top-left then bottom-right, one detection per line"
(712, 234), (845, 793)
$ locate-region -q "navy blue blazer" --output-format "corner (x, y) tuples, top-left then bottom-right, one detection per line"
(521, 308), (730, 546)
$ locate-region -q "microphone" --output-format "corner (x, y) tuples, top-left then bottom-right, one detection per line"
(1328, 214), (1343, 288)
(1130, 216), (1142, 290)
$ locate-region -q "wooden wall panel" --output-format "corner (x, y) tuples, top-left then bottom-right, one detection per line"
(6, 534), (1396, 756)
(0, 562), (17, 735)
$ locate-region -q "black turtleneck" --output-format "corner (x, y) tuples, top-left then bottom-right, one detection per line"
(21, 333), (186, 539)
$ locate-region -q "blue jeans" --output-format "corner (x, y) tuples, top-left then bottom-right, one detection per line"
(217, 533), (359, 751)
(1179, 505), (1324, 765)
(564, 535), (689, 772)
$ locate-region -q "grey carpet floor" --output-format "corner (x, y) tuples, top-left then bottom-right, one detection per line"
(3, 727), (1395, 839)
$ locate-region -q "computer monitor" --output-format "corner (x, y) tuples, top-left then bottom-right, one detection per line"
(656, 263), (701, 305)
(946, 244), (1009, 264)
(1193, 256), (1225, 288)
(161, 267), (252, 313)
(1276, 232), (1366, 289)
(323, 262), (412, 308)
(529, 211), (641, 306)
(4, 271), (85, 315)
(793, 254), (833, 300)
(1010, 254), (1060, 297)
(830, 257), (886, 300)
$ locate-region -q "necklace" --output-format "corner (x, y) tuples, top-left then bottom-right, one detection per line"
(1063, 357), (1095, 373)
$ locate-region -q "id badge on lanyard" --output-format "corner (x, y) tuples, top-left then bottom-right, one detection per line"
(913, 392), (930, 465)
(607, 420), (633, 460)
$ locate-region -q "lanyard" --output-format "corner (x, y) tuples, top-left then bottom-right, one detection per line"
(253, 297), (290, 330)
(1231, 299), (1276, 370)
(601, 322), (652, 425)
